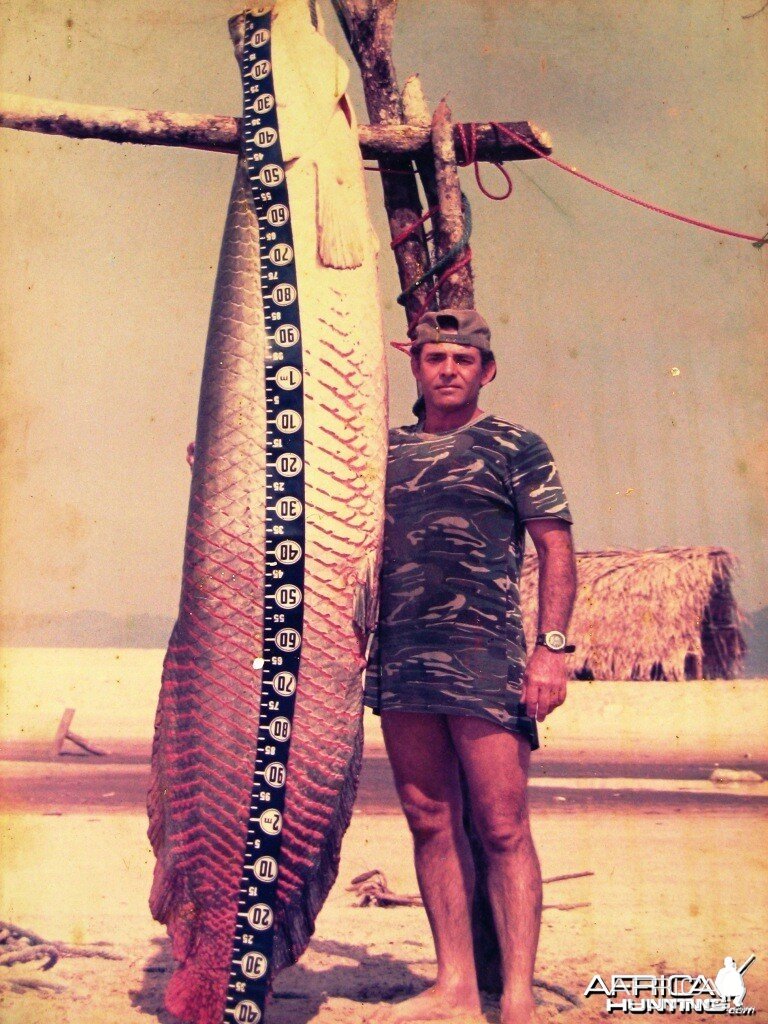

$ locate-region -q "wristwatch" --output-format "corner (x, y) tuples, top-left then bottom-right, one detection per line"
(536, 630), (575, 653)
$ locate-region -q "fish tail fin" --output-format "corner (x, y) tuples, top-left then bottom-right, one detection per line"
(164, 959), (229, 1024)
(153, 866), (232, 1024)
(149, 853), (235, 1024)
(148, 629), (233, 1024)
(147, 633), (192, 947)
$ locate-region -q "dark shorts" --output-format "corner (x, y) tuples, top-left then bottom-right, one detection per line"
(364, 671), (540, 751)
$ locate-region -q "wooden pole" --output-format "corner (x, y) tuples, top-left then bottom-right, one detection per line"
(402, 75), (440, 237)
(330, 1), (435, 329)
(431, 98), (474, 309)
(0, 92), (550, 161)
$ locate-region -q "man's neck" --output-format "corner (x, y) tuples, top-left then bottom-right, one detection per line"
(422, 404), (484, 434)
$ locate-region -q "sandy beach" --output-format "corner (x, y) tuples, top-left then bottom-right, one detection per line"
(1, 800), (767, 1024)
(1, 652), (767, 1022)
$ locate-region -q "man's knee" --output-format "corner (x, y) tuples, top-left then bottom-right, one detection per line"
(475, 801), (533, 858)
(398, 786), (458, 844)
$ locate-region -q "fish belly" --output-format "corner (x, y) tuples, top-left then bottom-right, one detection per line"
(147, 35), (386, 1022)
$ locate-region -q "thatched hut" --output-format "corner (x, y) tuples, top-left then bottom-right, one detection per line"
(521, 546), (746, 680)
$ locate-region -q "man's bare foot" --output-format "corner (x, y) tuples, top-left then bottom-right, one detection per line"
(499, 992), (539, 1024)
(368, 983), (484, 1023)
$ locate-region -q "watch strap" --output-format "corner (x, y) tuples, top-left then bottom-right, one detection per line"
(536, 632), (576, 653)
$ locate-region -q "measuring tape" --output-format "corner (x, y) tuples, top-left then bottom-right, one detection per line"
(225, 7), (306, 1023)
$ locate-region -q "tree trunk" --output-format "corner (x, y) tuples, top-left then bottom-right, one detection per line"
(330, 1), (435, 329)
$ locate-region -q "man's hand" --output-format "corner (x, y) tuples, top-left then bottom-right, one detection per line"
(521, 646), (568, 721)
(522, 518), (576, 721)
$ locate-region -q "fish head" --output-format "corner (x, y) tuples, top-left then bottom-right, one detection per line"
(229, 1), (351, 163)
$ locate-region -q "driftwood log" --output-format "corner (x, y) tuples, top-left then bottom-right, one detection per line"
(50, 708), (108, 757)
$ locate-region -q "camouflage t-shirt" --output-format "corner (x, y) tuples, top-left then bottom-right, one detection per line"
(364, 413), (573, 750)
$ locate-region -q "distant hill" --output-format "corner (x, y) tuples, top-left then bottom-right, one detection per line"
(0, 610), (176, 648)
(743, 605), (768, 677)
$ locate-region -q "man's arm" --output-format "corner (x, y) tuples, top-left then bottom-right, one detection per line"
(520, 518), (577, 722)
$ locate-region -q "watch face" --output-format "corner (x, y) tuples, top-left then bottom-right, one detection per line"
(545, 631), (566, 651)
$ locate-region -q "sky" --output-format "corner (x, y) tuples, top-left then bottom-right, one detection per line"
(0, 0), (766, 625)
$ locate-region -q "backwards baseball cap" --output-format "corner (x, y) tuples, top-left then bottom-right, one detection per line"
(413, 308), (492, 352)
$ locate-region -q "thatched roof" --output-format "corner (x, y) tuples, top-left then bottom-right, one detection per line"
(521, 546), (746, 680)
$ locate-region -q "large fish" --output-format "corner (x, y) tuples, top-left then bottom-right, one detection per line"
(147, 4), (386, 1021)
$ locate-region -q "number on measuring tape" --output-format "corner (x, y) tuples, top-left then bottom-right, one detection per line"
(268, 717), (291, 741)
(272, 671), (296, 695)
(268, 243), (293, 266)
(266, 203), (288, 225)
(254, 127), (278, 149)
(274, 324), (300, 347)
(274, 628), (301, 652)
(249, 58), (271, 80)
(253, 93), (275, 115)
(271, 283), (296, 306)
(274, 584), (301, 609)
(247, 904), (274, 930)
(233, 999), (261, 1023)
(259, 164), (284, 186)
(263, 762), (286, 788)
(274, 496), (302, 521)
(226, 10), (307, 1024)
(275, 410), (301, 433)
(241, 951), (269, 979)
(274, 539), (302, 563)
(275, 366), (302, 390)
(275, 455), (302, 480)
(258, 809), (282, 835)
(252, 855), (278, 882)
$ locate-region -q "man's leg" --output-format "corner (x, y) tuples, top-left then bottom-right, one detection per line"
(447, 716), (541, 1024)
(373, 710), (482, 1022)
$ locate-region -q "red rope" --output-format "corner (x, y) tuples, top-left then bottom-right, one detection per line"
(456, 122), (513, 201)
(365, 125), (765, 246)
(390, 205), (439, 248)
(493, 123), (766, 246)
(381, 119), (764, 355)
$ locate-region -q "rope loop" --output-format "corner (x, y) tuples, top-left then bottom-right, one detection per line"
(456, 122), (513, 201)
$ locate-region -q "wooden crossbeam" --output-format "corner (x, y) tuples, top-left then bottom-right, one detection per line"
(0, 93), (551, 162)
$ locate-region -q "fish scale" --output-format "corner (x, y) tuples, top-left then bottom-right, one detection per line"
(147, 4), (386, 1023)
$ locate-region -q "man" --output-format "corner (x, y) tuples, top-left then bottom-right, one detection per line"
(365, 309), (577, 1024)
